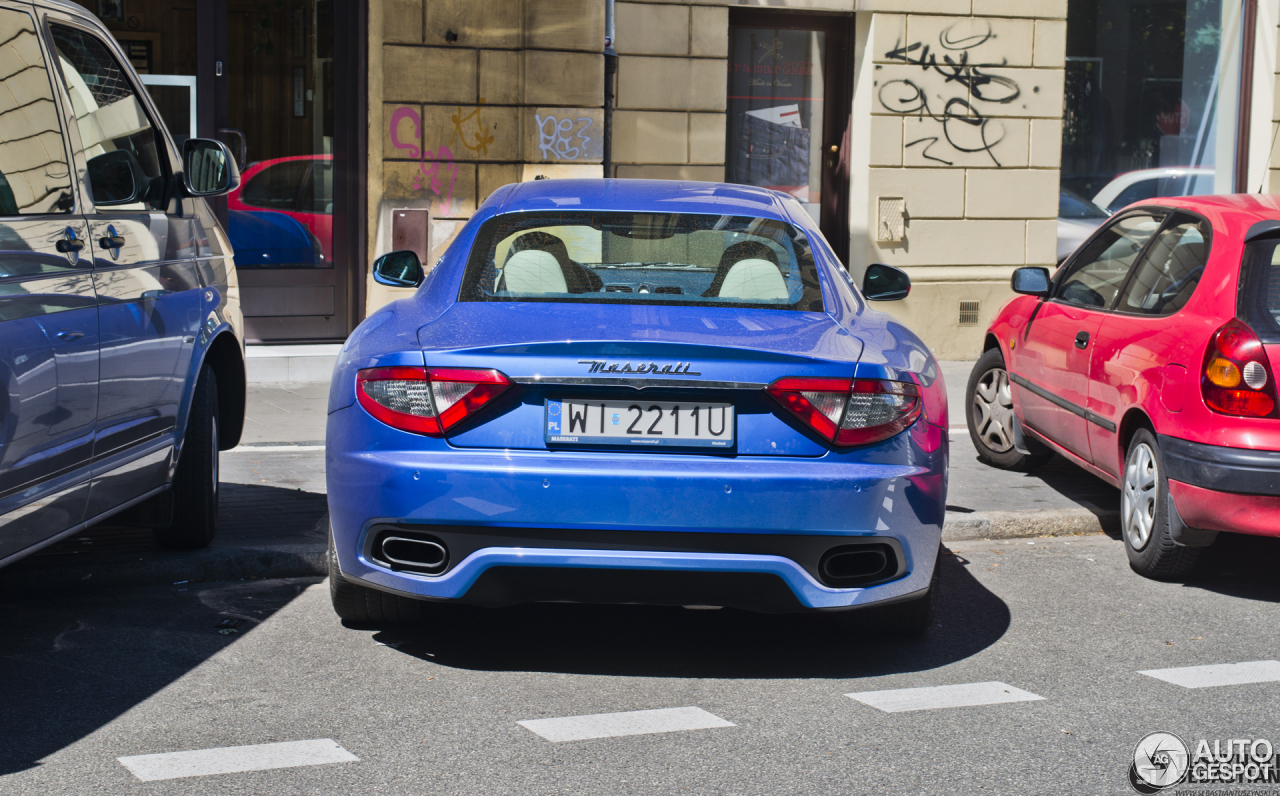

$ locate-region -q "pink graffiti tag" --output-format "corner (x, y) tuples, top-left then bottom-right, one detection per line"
(388, 105), (459, 213)
(388, 106), (421, 159)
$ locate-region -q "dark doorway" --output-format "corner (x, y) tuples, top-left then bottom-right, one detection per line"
(82, 0), (365, 343)
(726, 11), (854, 266)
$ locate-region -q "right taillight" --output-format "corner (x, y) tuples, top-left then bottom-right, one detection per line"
(1201, 319), (1279, 417)
(767, 377), (922, 446)
(356, 366), (511, 435)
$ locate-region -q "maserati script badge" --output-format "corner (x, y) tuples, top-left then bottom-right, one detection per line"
(579, 360), (702, 375)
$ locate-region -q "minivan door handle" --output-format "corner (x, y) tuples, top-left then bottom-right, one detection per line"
(56, 330), (85, 341)
(55, 238), (85, 253)
(98, 235), (125, 249)
(1075, 330), (1090, 350)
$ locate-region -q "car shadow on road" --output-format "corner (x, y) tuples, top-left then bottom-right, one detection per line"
(373, 549), (1011, 680)
(1026, 456), (1122, 535)
(1183, 532), (1280, 603)
(0, 576), (321, 777)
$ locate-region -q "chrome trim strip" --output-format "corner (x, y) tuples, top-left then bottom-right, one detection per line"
(512, 377), (767, 390)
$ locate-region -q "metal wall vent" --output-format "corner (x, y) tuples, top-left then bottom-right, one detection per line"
(958, 300), (980, 326)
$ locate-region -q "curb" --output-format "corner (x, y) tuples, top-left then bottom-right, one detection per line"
(0, 509), (1114, 595)
(943, 508), (1117, 541)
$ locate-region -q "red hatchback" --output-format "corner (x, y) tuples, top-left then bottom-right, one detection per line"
(967, 194), (1280, 579)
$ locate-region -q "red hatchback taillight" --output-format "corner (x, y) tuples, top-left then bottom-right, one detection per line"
(1201, 319), (1279, 418)
(356, 366), (511, 436)
(766, 377), (922, 446)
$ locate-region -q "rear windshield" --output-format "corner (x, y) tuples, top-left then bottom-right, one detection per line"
(1240, 237), (1280, 343)
(458, 211), (825, 312)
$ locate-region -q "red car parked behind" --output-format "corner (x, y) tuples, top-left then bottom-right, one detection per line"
(967, 194), (1280, 579)
(228, 154), (333, 263)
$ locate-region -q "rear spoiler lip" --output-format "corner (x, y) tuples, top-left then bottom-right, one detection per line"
(1245, 219), (1280, 242)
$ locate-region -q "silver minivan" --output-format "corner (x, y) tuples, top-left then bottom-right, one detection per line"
(0, 0), (245, 568)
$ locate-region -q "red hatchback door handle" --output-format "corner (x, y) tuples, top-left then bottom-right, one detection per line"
(1075, 330), (1090, 349)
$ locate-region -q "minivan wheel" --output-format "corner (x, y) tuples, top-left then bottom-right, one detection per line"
(1122, 428), (1200, 580)
(328, 524), (424, 625)
(154, 365), (219, 549)
(966, 348), (1051, 470)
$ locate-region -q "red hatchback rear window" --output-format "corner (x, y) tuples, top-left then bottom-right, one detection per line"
(1240, 237), (1280, 344)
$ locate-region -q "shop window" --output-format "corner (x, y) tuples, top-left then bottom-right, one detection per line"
(242, 160), (311, 211)
(1064, 0), (1242, 204)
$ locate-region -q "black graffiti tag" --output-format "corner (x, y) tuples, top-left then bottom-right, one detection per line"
(877, 21), (1022, 167)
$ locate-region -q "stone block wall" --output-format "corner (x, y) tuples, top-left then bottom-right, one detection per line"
(853, 3), (1067, 358)
(612, 2), (728, 181)
(368, 0), (605, 309)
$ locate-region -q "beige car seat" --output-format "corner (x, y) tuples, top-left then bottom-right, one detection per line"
(717, 258), (788, 301)
(502, 249), (568, 294)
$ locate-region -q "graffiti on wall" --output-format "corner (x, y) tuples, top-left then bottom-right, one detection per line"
(389, 105), (461, 214)
(450, 101), (496, 157)
(534, 112), (595, 161)
(878, 21), (1023, 166)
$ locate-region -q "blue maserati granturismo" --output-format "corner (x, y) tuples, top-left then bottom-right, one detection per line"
(325, 179), (948, 634)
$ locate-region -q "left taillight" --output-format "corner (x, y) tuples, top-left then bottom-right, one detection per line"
(356, 366), (511, 436)
(1201, 319), (1279, 418)
(767, 377), (922, 447)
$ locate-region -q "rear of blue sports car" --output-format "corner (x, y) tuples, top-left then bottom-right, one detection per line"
(326, 180), (947, 630)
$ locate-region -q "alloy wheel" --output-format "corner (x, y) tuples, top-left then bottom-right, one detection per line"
(972, 368), (1015, 453)
(1123, 442), (1158, 550)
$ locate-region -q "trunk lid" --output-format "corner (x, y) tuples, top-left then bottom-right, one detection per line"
(417, 303), (863, 456)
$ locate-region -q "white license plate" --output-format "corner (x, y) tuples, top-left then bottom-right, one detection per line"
(545, 399), (734, 448)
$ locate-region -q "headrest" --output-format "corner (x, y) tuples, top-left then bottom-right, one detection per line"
(502, 249), (567, 294)
(718, 258), (788, 301)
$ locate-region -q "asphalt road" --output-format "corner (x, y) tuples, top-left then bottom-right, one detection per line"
(3, 530), (1278, 794)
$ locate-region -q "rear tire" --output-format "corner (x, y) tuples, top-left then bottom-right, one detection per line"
(1122, 429), (1200, 580)
(966, 348), (1051, 471)
(328, 524), (425, 625)
(154, 365), (219, 550)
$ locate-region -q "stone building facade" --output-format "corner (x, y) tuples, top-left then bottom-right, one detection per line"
(365, 0), (1277, 358)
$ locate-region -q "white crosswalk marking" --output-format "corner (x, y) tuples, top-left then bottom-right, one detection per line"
(1139, 660), (1280, 689)
(117, 739), (358, 782)
(846, 682), (1045, 713)
(518, 707), (734, 742)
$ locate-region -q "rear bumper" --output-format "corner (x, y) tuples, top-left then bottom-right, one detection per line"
(1160, 435), (1280, 495)
(326, 405), (946, 612)
(1168, 480), (1280, 538)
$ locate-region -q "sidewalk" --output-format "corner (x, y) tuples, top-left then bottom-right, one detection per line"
(2, 364), (1123, 591)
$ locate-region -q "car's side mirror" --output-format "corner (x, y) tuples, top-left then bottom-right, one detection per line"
(373, 250), (424, 288)
(862, 263), (910, 301)
(1011, 266), (1052, 297)
(86, 149), (146, 205)
(183, 138), (241, 197)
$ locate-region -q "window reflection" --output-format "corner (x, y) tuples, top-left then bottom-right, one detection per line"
(0, 9), (73, 215)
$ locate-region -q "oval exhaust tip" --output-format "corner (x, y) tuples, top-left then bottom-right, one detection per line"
(819, 549), (888, 583)
(380, 536), (449, 573)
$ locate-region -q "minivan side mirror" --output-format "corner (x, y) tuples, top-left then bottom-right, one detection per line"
(1011, 266), (1052, 297)
(862, 263), (910, 301)
(86, 149), (146, 205)
(182, 138), (241, 197)
(373, 250), (424, 288)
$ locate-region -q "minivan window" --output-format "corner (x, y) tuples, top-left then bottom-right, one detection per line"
(1115, 215), (1210, 316)
(50, 25), (169, 211)
(0, 8), (74, 215)
(458, 212), (825, 312)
